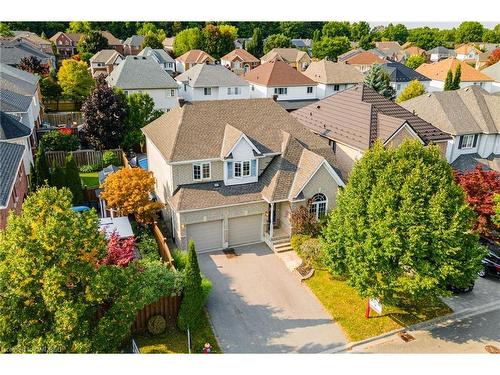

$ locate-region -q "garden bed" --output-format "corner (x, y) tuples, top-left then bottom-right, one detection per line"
(305, 270), (452, 342)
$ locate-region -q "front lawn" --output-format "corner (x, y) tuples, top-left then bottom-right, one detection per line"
(80, 172), (99, 188)
(135, 310), (221, 354)
(306, 270), (452, 342)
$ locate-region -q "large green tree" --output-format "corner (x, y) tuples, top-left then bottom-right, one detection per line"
(57, 59), (94, 104)
(364, 64), (396, 100)
(0, 22), (14, 37)
(263, 33), (292, 54)
(312, 36), (351, 61)
(245, 27), (264, 58)
(350, 21), (371, 41)
(455, 21), (485, 43)
(382, 23), (409, 44)
(322, 21), (351, 39)
(201, 24), (237, 59)
(173, 27), (203, 56)
(77, 31), (109, 54)
(322, 141), (486, 305)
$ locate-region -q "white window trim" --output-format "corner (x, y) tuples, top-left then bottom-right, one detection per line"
(309, 193), (328, 220)
(233, 160), (251, 178)
(204, 87), (212, 96)
(461, 134), (475, 149)
(193, 162), (211, 181)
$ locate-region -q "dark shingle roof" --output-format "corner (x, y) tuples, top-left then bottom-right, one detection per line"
(0, 39), (52, 66)
(451, 153), (500, 173)
(0, 63), (39, 96)
(0, 89), (32, 112)
(0, 142), (25, 207)
(381, 61), (431, 83)
(0, 111), (31, 139)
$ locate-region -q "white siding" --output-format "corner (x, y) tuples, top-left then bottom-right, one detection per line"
(124, 88), (178, 110)
(248, 83), (317, 100)
(427, 80), (493, 93)
(317, 83), (356, 99)
(177, 84), (250, 101)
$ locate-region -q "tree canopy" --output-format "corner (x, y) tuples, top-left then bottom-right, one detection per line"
(18, 56), (49, 75)
(405, 54), (427, 70)
(396, 80), (425, 103)
(382, 23), (409, 44)
(77, 31), (109, 54)
(312, 36), (351, 61)
(322, 21), (351, 39)
(263, 33), (292, 54)
(322, 140), (486, 305)
(245, 27), (264, 58)
(455, 21), (485, 44)
(57, 59), (94, 103)
(364, 64), (396, 100)
(173, 27), (203, 56)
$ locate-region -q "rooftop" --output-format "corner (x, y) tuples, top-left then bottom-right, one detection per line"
(0, 142), (25, 208)
(416, 58), (494, 82)
(176, 64), (248, 88)
(303, 59), (364, 84)
(243, 59), (315, 87)
(0, 111), (31, 140)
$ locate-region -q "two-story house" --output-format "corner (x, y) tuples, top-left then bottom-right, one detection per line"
(380, 61), (431, 96)
(12, 31), (54, 55)
(427, 46), (456, 62)
(175, 64), (250, 102)
(106, 56), (178, 111)
(417, 57), (494, 92)
(0, 111), (33, 176)
(482, 61), (500, 93)
(89, 49), (124, 77)
(0, 142), (28, 229)
(303, 59), (364, 99)
(343, 50), (386, 74)
(175, 50), (215, 73)
(243, 60), (318, 111)
(0, 38), (55, 69)
(220, 49), (260, 75)
(401, 86), (500, 172)
(292, 84), (451, 176)
(455, 43), (482, 63)
(260, 48), (311, 71)
(138, 47), (176, 75)
(50, 31), (123, 57)
(142, 99), (345, 253)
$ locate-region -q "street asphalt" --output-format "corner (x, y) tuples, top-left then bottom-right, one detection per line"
(198, 243), (347, 353)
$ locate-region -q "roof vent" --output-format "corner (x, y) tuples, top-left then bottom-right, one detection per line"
(214, 183), (220, 188)
(316, 105), (321, 109)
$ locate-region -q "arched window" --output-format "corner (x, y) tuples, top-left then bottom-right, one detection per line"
(309, 193), (327, 219)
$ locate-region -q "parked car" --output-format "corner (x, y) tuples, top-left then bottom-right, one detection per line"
(479, 237), (500, 278)
(447, 283), (474, 294)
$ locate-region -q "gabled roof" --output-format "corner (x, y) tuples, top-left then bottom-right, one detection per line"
(291, 84), (451, 151)
(0, 111), (31, 140)
(338, 48), (365, 62)
(0, 63), (39, 96)
(261, 48), (310, 64)
(123, 35), (144, 47)
(427, 46), (455, 55)
(49, 31), (82, 43)
(175, 64), (248, 88)
(220, 123), (261, 158)
(221, 49), (259, 63)
(176, 49), (215, 64)
(0, 142), (25, 208)
(243, 60), (315, 87)
(375, 41), (402, 51)
(482, 61), (500, 82)
(0, 89), (32, 112)
(455, 44), (481, 55)
(100, 31), (122, 46)
(400, 86), (500, 136)
(303, 59), (364, 85)
(138, 47), (175, 64)
(106, 55), (177, 89)
(90, 49), (123, 65)
(381, 61), (431, 83)
(416, 58), (494, 82)
(344, 51), (385, 65)
(0, 39), (53, 66)
(163, 37), (175, 48)
(13, 31), (51, 46)
(403, 46), (426, 56)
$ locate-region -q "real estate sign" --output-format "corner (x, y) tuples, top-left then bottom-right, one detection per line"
(369, 298), (383, 315)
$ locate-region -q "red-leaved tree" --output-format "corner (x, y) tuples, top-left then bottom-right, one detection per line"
(99, 232), (136, 267)
(486, 49), (500, 67)
(455, 165), (500, 238)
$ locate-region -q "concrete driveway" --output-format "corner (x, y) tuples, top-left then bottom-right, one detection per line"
(442, 277), (500, 313)
(198, 243), (347, 353)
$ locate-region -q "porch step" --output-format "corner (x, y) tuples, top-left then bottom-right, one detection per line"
(274, 242), (293, 253)
(272, 237), (290, 245)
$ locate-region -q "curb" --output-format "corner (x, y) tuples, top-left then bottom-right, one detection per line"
(322, 300), (500, 354)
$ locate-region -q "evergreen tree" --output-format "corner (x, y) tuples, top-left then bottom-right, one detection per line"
(64, 154), (84, 205)
(444, 69), (454, 90)
(50, 162), (66, 189)
(364, 64), (396, 100)
(452, 64), (462, 90)
(33, 145), (50, 189)
(177, 240), (204, 331)
(245, 27), (264, 57)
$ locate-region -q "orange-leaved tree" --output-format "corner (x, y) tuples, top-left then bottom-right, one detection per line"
(100, 167), (164, 224)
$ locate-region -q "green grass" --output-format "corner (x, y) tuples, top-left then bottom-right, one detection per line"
(305, 270), (452, 342)
(135, 310), (221, 354)
(80, 172), (99, 188)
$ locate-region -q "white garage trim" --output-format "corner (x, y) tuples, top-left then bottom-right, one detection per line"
(186, 220), (223, 253)
(228, 214), (263, 247)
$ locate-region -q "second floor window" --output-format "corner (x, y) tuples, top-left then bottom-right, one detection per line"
(459, 134), (477, 149)
(228, 160), (257, 179)
(204, 87), (212, 96)
(274, 87), (287, 95)
(307, 86), (313, 94)
(333, 84), (340, 91)
(193, 162), (211, 180)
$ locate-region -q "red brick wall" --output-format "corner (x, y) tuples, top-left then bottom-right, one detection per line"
(0, 163), (28, 230)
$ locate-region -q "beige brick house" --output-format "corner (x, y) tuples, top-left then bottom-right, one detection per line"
(142, 98), (344, 253)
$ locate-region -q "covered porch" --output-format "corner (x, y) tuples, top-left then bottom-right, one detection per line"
(263, 201), (293, 251)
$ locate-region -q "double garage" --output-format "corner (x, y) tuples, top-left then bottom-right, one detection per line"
(186, 214), (263, 253)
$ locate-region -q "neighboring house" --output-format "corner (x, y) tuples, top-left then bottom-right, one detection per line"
(401, 86), (500, 171)
(175, 49), (215, 73)
(122, 35), (145, 55)
(106, 56), (178, 111)
(397, 46), (427, 63)
(374, 41), (403, 60)
(381, 61), (431, 96)
(175, 64), (250, 102)
(220, 49), (260, 75)
(12, 31), (53, 55)
(260, 48), (311, 71)
(416, 57), (494, 92)
(338, 48), (365, 62)
(0, 111), (33, 175)
(427, 46), (455, 62)
(292, 83), (451, 175)
(0, 63), (42, 152)
(0, 142), (28, 229)
(343, 51), (386, 74)
(302, 59), (364, 98)
(89, 49), (124, 78)
(138, 47), (176, 74)
(0, 38), (54, 68)
(475, 49), (497, 70)
(142, 98), (345, 253)
(482, 61), (500, 93)
(243, 60), (318, 111)
(50, 31), (122, 57)
(455, 43), (481, 63)
(234, 38), (252, 49)
(162, 37), (175, 53)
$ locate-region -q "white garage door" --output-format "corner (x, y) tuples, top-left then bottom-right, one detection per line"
(228, 215), (262, 247)
(186, 220), (223, 252)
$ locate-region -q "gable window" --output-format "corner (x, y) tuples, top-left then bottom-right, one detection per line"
(459, 134), (478, 150)
(333, 84), (340, 91)
(274, 87), (287, 95)
(309, 193), (327, 220)
(193, 162), (211, 180)
(307, 86), (313, 94)
(204, 87), (212, 96)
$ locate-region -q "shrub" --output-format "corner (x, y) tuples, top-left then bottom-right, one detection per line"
(102, 151), (120, 167)
(299, 238), (324, 268)
(79, 163), (102, 173)
(147, 315), (167, 336)
(40, 131), (79, 151)
(290, 206), (320, 236)
(201, 278), (212, 301)
(136, 229), (160, 261)
(64, 153), (84, 204)
(290, 234), (311, 252)
(172, 249), (188, 271)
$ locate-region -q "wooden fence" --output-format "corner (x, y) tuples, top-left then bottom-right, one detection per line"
(151, 222), (176, 270)
(44, 100), (80, 112)
(131, 295), (182, 334)
(45, 149), (122, 168)
(43, 112), (83, 127)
